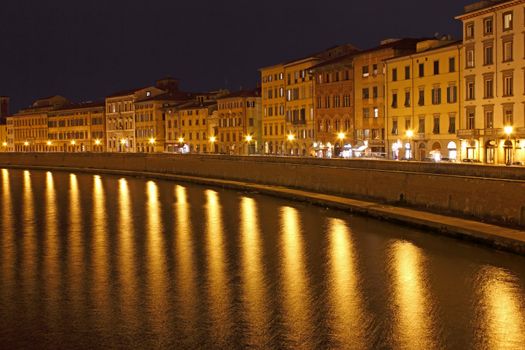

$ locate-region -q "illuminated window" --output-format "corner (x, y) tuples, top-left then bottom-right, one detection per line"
(503, 12), (513, 31)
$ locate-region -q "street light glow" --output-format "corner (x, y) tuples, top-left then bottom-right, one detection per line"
(71, 140), (76, 145)
(209, 136), (216, 143)
(149, 138), (156, 144)
(245, 135), (253, 142)
(94, 139), (101, 145)
(504, 125), (513, 136)
(287, 134), (295, 141)
(406, 129), (414, 138)
(337, 132), (345, 140)
(178, 137), (184, 143)
(2, 142), (7, 147)
(120, 139), (127, 145)
(23, 141), (29, 147)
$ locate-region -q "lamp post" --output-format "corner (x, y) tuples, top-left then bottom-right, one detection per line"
(287, 133), (295, 156)
(120, 138), (127, 153)
(337, 132), (345, 158)
(209, 136), (216, 153)
(245, 134), (253, 155)
(504, 125), (513, 166)
(405, 129), (414, 160)
(148, 138), (156, 153)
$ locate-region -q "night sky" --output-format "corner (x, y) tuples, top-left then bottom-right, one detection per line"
(0, 0), (474, 113)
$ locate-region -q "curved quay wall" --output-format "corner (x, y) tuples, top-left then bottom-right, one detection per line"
(1, 152), (525, 228)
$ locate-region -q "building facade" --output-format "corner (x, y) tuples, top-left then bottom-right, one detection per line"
(217, 89), (262, 155)
(260, 64), (286, 155)
(456, 0), (525, 164)
(385, 39), (462, 161)
(311, 54), (355, 157)
(8, 95), (69, 152)
(47, 102), (106, 152)
(354, 39), (423, 157)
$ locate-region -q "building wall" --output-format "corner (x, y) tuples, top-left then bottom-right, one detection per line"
(135, 100), (166, 153)
(312, 59), (354, 156)
(457, 0), (525, 164)
(386, 42), (462, 161)
(261, 64), (286, 155)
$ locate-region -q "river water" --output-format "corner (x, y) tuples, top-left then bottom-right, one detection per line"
(0, 168), (524, 349)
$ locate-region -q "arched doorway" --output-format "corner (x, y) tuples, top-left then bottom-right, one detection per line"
(430, 142), (441, 161)
(418, 142), (426, 161)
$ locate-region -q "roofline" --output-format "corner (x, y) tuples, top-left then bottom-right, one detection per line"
(384, 41), (463, 63)
(455, 0), (524, 20)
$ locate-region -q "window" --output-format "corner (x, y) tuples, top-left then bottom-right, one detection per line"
(405, 66), (410, 79)
(431, 87), (441, 105)
(392, 68), (398, 81)
(391, 92), (398, 108)
(373, 86), (378, 99)
(503, 40), (513, 62)
(503, 106), (513, 125)
(391, 119), (398, 135)
(448, 114), (456, 134)
(433, 115), (440, 134)
(343, 95), (350, 107)
(484, 17), (493, 35)
(466, 79), (475, 100)
(447, 85), (457, 103)
(372, 64), (378, 75)
(484, 77), (494, 98)
(418, 117), (425, 133)
(418, 63), (424, 77)
(325, 96), (331, 108)
(362, 66), (369, 77)
(363, 108), (370, 118)
(418, 88), (425, 106)
(449, 57), (455, 72)
(485, 109), (494, 128)
(373, 107), (379, 118)
(465, 22), (474, 39)
(404, 91), (411, 107)
(433, 60), (440, 75)
(362, 88), (369, 100)
(484, 44), (493, 65)
(405, 118), (411, 130)
(503, 12), (513, 31)
(466, 110), (475, 129)
(503, 72), (513, 96)
(466, 48), (475, 68)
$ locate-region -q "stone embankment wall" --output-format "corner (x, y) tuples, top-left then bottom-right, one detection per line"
(1, 153), (524, 227)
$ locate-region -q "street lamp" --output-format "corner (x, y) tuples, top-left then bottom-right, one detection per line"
(287, 133), (295, 156)
(245, 134), (253, 155)
(405, 129), (414, 160)
(94, 139), (101, 146)
(178, 137), (184, 144)
(70, 140), (76, 145)
(209, 136), (216, 153)
(504, 125), (514, 166)
(337, 132), (345, 158)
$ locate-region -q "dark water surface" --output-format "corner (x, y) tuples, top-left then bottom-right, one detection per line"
(1, 168), (524, 349)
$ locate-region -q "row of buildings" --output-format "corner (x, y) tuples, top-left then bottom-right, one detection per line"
(1, 0), (525, 165)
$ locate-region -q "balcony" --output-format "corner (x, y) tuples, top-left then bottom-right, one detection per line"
(457, 129), (481, 139)
(292, 119), (306, 125)
(483, 128), (502, 138)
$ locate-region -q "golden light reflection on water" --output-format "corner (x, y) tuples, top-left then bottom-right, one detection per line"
(92, 175), (110, 319)
(240, 197), (269, 346)
(118, 178), (137, 323)
(1, 169), (14, 301)
(22, 170), (36, 293)
(327, 218), (367, 348)
(146, 181), (168, 330)
(44, 172), (59, 321)
(280, 206), (313, 347)
(68, 174), (83, 308)
(390, 241), (437, 350)
(205, 190), (233, 346)
(477, 266), (525, 349)
(174, 185), (198, 334)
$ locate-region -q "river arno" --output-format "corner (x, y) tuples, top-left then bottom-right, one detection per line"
(0, 168), (524, 349)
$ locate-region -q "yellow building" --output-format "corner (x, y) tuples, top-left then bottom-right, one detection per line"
(217, 89), (262, 155)
(354, 39), (423, 157)
(47, 102), (106, 152)
(0, 123), (7, 152)
(173, 100), (217, 154)
(135, 90), (194, 153)
(456, 0), (525, 164)
(260, 45), (357, 156)
(9, 95), (69, 152)
(385, 39), (462, 161)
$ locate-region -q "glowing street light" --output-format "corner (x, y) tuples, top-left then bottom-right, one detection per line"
(245, 135), (253, 143)
(209, 136), (216, 143)
(148, 138), (156, 145)
(46, 140), (52, 146)
(70, 140), (76, 145)
(405, 129), (414, 160)
(120, 139), (127, 145)
(405, 129), (414, 138)
(2, 142), (7, 147)
(94, 139), (101, 146)
(337, 132), (345, 141)
(178, 137), (184, 144)
(287, 134), (295, 142)
(504, 125), (514, 166)
(504, 125), (514, 136)
(23, 141), (29, 147)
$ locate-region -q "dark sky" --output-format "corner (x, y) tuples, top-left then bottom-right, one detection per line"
(0, 0), (474, 113)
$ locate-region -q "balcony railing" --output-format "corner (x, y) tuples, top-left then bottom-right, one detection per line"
(483, 128), (502, 137)
(457, 129), (481, 138)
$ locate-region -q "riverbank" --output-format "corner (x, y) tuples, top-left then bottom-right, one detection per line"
(2, 163), (525, 256)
